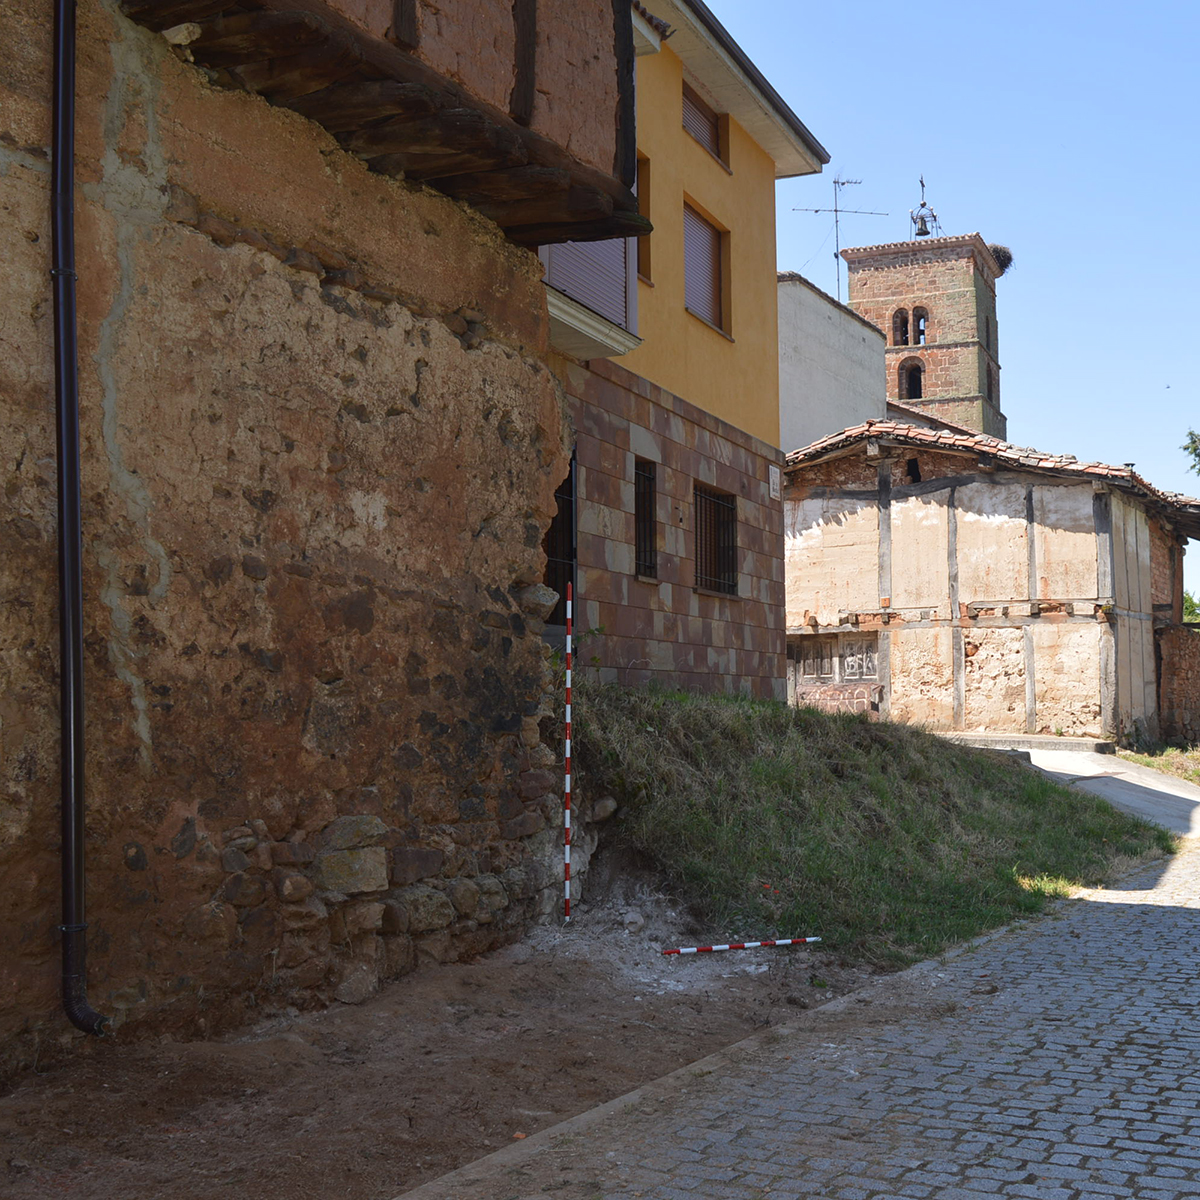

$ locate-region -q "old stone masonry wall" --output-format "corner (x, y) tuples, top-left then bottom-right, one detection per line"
(0, 0), (572, 1069)
(1158, 625), (1200, 745)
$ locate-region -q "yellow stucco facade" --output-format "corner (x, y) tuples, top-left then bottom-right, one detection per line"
(616, 43), (782, 448)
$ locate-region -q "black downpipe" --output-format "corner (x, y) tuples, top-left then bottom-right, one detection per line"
(52, 0), (108, 1037)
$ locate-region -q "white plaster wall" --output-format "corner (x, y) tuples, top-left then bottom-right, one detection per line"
(891, 493), (951, 614)
(1033, 484), (1098, 600)
(778, 277), (886, 455)
(784, 495), (879, 628)
(955, 481), (1028, 604)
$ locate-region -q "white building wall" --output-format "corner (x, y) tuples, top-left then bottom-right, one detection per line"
(778, 274), (886, 455)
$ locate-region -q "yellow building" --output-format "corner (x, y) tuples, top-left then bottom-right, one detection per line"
(621, 0), (827, 447)
(540, 1), (828, 699)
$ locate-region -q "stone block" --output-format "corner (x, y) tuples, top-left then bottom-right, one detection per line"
(273, 870), (314, 902)
(382, 933), (415, 978)
(334, 964), (377, 1005)
(390, 845), (445, 886)
(381, 898), (410, 934)
(182, 901), (237, 945)
(447, 878), (480, 917)
(314, 814), (389, 851)
(271, 841), (316, 866)
(344, 901), (386, 935)
(500, 811), (546, 839)
(221, 873), (266, 907)
(394, 884), (455, 933)
(312, 847), (389, 894)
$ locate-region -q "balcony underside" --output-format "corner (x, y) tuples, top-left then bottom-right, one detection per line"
(121, 0), (650, 246)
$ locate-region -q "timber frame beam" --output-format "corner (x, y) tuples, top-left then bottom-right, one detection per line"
(121, 0), (649, 246)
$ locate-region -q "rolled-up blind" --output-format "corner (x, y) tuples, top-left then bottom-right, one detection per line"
(682, 82), (720, 158)
(684, 204), (721, 328)
(544, 238), (628, 328)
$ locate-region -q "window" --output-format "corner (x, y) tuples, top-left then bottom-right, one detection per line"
(541, 456), (575, 626)
(892, 309), (910, 346)
(900, 360), (924, 400)
(541, 239), (632, 330)
(799, 637), (835, 680)
(694, 484), (737, 594)
(682, 82), (721, 159)
(797, 634), (878, 682)
(913, 307), (928, 345)
(636, 154), (651, 281)
(634, 459), (657, 578)
(684, 204), (722, 329)
(986, 366), (996, 405)
(905, 457), (922, 484)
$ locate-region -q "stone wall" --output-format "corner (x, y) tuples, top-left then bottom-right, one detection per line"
(1158, 625), (1200, 745)
(0, 0), (576, 1070)
(562, 359), (786, 700)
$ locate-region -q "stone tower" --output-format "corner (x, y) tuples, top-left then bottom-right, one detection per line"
(841, 234), (1006, 438)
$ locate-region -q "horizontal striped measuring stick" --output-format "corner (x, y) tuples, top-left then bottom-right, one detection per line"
(662, 937), (821, 957)
(563, 582), (572, 923)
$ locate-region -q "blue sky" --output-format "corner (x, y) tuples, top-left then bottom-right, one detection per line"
(706, 0), (1200, 596)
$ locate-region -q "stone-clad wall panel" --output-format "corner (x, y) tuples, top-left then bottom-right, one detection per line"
(565, 360), (785, 700)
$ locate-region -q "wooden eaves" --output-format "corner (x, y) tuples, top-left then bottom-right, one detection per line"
(121, 0), (650, 246)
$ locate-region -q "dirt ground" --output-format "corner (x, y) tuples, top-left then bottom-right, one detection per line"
(0, 855), (880, 1200)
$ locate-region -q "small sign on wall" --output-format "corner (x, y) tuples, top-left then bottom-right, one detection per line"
(769, 464), (782, 501)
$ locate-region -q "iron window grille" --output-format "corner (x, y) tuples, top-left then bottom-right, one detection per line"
(694, 484), (737, 595)
(635, 459), (657, 578)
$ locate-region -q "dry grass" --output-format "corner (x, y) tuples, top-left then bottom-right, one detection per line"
(1117, 745), (1200, 787)
(575, 683), (1174, 964)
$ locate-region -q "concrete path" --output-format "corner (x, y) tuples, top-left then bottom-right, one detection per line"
(1028, 750), (1200, 838)
(398, 780), (1200, 1200)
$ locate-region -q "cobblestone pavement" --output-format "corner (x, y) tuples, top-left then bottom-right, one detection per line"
(399, 843), (1200, 1200)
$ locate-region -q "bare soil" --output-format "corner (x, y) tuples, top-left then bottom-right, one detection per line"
(0, 857), (879, 1200)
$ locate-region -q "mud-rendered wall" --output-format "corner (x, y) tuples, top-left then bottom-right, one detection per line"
(0, 0), (574, 1070)
(785, 453), (1118, 737)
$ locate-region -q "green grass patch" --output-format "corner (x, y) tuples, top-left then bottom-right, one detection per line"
(1118, 745), (1200, 787)
(575, 683), (1175, 965)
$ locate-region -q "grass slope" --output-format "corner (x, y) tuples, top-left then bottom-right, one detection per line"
(576, 684), (1174, 964)
(1118, 745), (1200, 787)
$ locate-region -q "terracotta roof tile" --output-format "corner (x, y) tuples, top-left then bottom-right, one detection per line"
(784, 421), (1200, 532)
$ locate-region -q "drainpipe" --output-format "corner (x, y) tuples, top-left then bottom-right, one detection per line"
(52, 0), (108, 1037)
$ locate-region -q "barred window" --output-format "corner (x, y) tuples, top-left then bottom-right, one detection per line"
(635, 459), (657, 578)
(694, 484), (737, 595)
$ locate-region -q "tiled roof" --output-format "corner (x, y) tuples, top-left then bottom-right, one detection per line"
(885, 400), (979, 435)
(784, 420), (1200, 534)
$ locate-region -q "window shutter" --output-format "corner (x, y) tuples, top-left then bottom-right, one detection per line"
(544, 238), (629, 328)
(683, 205), (721, 327)
(682, 83), (720, 158)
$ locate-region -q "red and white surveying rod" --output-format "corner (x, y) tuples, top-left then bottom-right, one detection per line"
(662, 937), (821, 957)
(563, 582), (573, 923)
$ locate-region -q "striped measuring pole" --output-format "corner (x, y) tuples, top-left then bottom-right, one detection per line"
(662, 937), (821, 957)
(563, 582), (572, 923)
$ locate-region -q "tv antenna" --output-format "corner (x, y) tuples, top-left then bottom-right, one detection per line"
(794, 175), (887, 302)
(909, 176), (942, 239)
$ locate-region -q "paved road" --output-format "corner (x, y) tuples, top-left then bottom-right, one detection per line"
(1028, 750), (1200, 838)
(400, 815), (1200, 1199)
